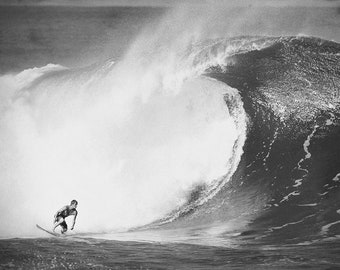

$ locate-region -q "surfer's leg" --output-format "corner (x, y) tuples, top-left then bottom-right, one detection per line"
(53, 217), (64, 232)
(60, 221), (68, 234)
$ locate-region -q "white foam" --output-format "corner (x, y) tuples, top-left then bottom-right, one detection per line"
(302, 125), (318, 160)
(295, 124), (318, 177)
(326, 112), (335, 126)
(269, 214), (315, 232)
(332, 173), (340, 182)
(280, 191), (301, 203)
(0, 59), (246, 237)
(283, 124), (319, 199)
(293, 179), (303, 187)
(263, 128), (278, 171)
(321, 209), (340, 235)
(318, 191), (329, 196)
(297, 203), (318, 207)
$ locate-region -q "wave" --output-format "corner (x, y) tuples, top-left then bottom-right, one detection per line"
(0, 34), (339, 245)
(152, 35), (340, 245)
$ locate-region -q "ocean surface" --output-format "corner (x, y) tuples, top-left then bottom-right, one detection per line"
(0, 4), (339, 269)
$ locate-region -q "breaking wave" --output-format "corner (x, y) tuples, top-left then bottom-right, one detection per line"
(0, 7), (339, 244)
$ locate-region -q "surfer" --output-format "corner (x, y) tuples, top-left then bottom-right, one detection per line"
(53, 200), (78, 233)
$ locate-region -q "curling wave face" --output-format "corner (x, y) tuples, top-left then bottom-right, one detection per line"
(161, 36), (340, 246)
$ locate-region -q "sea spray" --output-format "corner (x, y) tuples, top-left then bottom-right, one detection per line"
(0, 59), (243, 237)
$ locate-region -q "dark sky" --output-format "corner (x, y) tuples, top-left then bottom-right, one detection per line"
(0, 0), (339, 7)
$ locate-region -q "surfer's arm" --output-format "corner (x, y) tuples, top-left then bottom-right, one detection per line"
(71, 211), (77, 230)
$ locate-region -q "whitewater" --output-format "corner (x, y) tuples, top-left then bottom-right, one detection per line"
(0, 5), (252, 237)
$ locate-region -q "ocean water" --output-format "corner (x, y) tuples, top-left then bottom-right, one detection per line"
(0, 4), (340, 269)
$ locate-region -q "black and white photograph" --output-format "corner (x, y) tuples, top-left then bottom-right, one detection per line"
(0, 0), (339, 269)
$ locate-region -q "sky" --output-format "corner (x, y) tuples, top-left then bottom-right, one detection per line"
(0, 0), (339, 7)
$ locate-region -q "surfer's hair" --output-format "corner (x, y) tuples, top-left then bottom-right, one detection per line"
(71, 200), (78, 205)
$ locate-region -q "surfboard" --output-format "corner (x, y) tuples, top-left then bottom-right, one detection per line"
(36, 224), (61, 237)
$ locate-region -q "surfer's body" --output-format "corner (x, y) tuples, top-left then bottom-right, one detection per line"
(53, 200), (78, 233)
